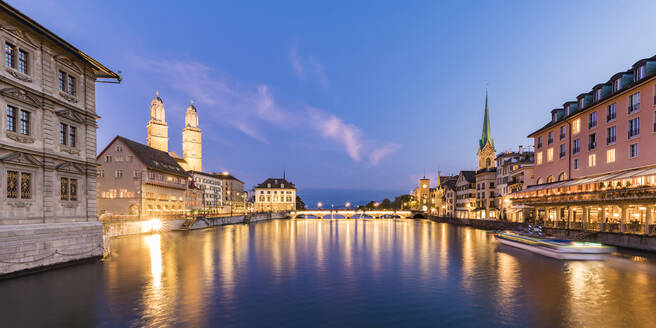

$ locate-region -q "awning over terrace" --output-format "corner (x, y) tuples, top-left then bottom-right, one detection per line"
(521, 167), (656, 193)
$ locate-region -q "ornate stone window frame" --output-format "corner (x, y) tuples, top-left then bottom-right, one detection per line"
(2, 164), (37, 206)
(4, 98), (36, 144)
(58, 173), (81, 208)
(54, 56), (82, 104)
(1, 25), (37, 83)
(56, 115), (82, 155)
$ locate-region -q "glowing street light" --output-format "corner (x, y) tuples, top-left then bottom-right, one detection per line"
(317, 202), (323, 209)
(345, 202), (351, 209)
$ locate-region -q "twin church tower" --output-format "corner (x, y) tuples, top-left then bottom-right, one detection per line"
(146, 92), (202, 172)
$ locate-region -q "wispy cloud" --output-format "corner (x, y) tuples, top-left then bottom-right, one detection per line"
(289, 41), (330, 90)
(290, 41), (305, 79)
(128, 54), (398, 165)
(307, 107), (363, 162)
(369, 143), (401, 165)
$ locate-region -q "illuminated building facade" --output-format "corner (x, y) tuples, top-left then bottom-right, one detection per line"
(97, 136), (188, 218)
(495, 146), (535, 221)
(512, 54), (656, 235)
(254, 177), (296, 212)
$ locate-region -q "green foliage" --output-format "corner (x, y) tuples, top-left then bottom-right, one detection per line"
(296, 195), (306, 210)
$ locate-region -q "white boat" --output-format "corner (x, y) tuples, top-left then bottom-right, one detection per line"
(494, 231), (615, 260)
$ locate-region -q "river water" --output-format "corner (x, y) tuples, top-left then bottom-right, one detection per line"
(1, 219), (655, 327)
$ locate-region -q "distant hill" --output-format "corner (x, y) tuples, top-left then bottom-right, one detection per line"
(298, 188), (407, 209)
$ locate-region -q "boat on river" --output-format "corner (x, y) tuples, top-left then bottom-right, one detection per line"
(494, 231), (615, 260)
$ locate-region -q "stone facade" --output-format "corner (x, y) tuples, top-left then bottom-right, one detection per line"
(0, 2), (119, 276)
(146, 93), (168, 153)
(218, 172), (247, 212)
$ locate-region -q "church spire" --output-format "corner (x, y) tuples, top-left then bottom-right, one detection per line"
(479, 88), (494, 151)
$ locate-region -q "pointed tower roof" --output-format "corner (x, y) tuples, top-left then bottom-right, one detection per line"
(479, 88), (494, 151)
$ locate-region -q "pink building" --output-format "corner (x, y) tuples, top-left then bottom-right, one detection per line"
(512, 55), (656, 236)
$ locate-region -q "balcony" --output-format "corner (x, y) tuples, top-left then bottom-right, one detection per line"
(606, 136), (616, 145)
(628, 103), (640, 114)
(628, 128), (640, 139)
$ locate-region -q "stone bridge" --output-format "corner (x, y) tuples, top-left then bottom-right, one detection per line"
(291, 210), (424, 219)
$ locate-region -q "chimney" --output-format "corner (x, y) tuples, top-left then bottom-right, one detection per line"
(518, 145), (523, 154)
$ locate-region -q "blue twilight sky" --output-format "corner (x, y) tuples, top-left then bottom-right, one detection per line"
(11, 0), (656, 194)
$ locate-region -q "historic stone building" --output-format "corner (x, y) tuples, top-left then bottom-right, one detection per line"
(189, 170), (223, 212)
(495, 146), (535, 221)
(97, 136), (188, 219)
(455, 170), (476, 219)
(0, 2), (119, 275)
(217, 172), (247, 212)
(254, 177), (296, 212)
(474, 90), (498, 219)
(413, 176), (431, 211)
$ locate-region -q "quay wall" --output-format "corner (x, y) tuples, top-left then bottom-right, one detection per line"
(430, 216), (656, 252)
(0, 222), (103, 278)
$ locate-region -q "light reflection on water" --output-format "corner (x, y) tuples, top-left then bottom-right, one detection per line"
(1, 219), (656, 328)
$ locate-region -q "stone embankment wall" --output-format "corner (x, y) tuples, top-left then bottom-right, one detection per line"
(431, 216), (656, 252)
(429, 216), (526, 231)
(0, 222), (103, 278)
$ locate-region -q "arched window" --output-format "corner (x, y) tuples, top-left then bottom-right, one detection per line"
(486, 158), (491, 168)
(537, 177), (544, 185)
(558, 172), (567, 181)
(547, 176), (554, 183)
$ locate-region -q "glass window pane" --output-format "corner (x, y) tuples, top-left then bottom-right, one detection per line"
(61, 177), (69, 200)
(7, 171), (18, 198)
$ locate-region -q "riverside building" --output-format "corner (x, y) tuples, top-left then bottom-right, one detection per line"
(97, 136), (188, 218)
(511, 54), (656, 235)
(254, 177), (296, 212)
(0, 2), (120, 275)
(495, 146), (535, 221)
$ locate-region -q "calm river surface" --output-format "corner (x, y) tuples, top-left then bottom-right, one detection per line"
(1, 219), (656, 327)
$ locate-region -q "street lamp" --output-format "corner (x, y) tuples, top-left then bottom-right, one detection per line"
(345, 202), (351, 209)
(317, 202), (323, 210)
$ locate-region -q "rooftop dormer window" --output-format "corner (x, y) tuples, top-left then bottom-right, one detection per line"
(613, 78), (622, 92)
(564, 106), (570, 116)
(636, 65), (646, 80)
(594, 89), (602, 102)
(552, 112), (557, 122)
(579, 98), (585, 109)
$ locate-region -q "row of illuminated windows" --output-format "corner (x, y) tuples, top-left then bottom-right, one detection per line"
(100, 189), (134, 199)
(538, 143), (640, 168)
(258, 196), (293, 202)
(258, 190), (294, 194)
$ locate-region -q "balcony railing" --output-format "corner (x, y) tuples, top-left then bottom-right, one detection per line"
(628, 128), (640, 139)
(628, 103), (640, 114)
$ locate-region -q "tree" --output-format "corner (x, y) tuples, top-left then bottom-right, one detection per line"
(380, 198), (391, 209)
(296, 195), (306, 210)
(391, 194), (413, 209)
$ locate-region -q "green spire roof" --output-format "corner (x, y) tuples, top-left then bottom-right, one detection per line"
(479, 88), (494, 151)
